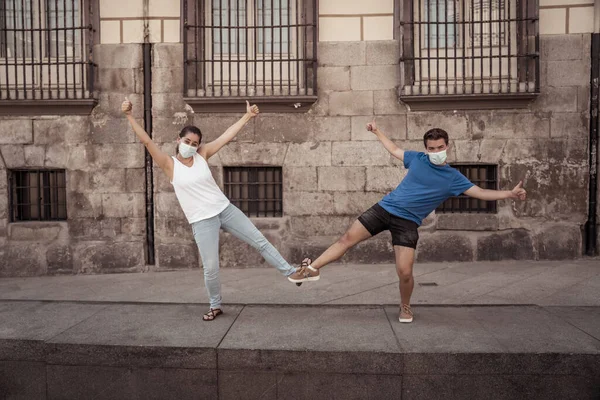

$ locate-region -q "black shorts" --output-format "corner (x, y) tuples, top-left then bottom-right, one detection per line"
(357, 203), (419, 249)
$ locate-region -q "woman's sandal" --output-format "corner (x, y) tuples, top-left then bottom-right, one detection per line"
(203, 308), (223, 321)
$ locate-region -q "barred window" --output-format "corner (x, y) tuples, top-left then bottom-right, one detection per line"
(0, 0), (94, 101)
(400, 0), (539, 108)
(183, 0), (318, 111)
(437, 164), (497, 213)
(9, 169), (67, 222)
(224, 166), (282, 217)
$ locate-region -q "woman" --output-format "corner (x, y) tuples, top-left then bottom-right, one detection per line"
(122, 99), (300, 321)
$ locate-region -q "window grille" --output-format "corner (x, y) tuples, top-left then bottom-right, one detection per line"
(224, 166), (282, 217)
(437, 164), (498, 213)
(400, 0), (539, 98)
(183, 0), (317, 100)
(0, 0), (95, 100)
(9, 169), (67, 221)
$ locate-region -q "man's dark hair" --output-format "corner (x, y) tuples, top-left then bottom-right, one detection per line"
(423, 128), (449, 147)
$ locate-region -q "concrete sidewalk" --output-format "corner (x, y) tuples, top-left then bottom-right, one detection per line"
(0, 259), (598, 306)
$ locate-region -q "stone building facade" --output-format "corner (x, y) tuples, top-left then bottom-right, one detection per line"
(0, 0), (597, 276)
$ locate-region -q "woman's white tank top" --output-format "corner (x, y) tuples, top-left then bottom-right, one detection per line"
(171, 153), (230, 224)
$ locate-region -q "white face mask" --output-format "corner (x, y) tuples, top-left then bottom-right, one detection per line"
(428, 149), (447, 165)
(179, 142), (198, 159)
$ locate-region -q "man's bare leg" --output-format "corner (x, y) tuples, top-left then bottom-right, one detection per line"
(394, 245), (416, 323)
(287, 220), (372, 282)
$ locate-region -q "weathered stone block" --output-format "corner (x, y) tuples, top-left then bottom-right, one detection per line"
(121, 217), (146, 237)
(219, 230), (288, 268)
(193, 114), (254, 143)
(155, 192), (186, 218)
(94, 44), (143, 69)
(0, 244), (46, 277)
(476, 229), (535, 261)
(68, 218), (121, 239)
(283, 167), (317, 192)
(366, 41), (400, 65)
(90, 169), (126, 193)
(283, 192), (334, 216)
(152, 67), (184, 94)
(44, 144), (69, 168)
(91, 118), (136, 144)
(67, 192), (103, 218)
(33, 116), (91, 144)
(471, 112), (550, 139)
(366, 166), (406, 192)
(318, 42), (366, 66)
(0, 119), (33, 144)
(452, 139), (506, 164)
(94, 93), (144, 118)
(317, 167), (366, 191)
(417, 232), (474, 262)
(551, 112), (588, 138)
(350, 65), (399, 91)
(102, 193), (146, 218)
(408, 112), (469, 140)
(542, 34), (585, 61)
(24, 146), (45, 166)
(219, 142), (288, 166)
(437, 214), (499, 231)
(47, 244), (74, 274)
(155, 217), (192, 242)
(255, 115), (350, 142)
(351, 115), (406, 141)
(152, 93), (190, 118)
(531, 86), (578, 113)
(284, 142), (332, 166)
(578, 86), (590, 112)
(290, 215), (355, 237)
(329, 91), (374, 116)
(9, 223), (65, 241)
(154, 167), (174, 192)
(502, 139), (550, 164)
(333, 192), (384, 215)
(0, 145), (24, 167)
(374, 90), (407, 115)
(153, 117), (192, 145)
(92, 144), (145, 169)
(95, 68), (138, 94)
(332, 142), (389, 166)
(126, 168), (146, 193)
(153, 43), (183, 68)
(74, 241), (144, 273)
(547, 60), (589, 88)
(0, 169), (6, 189)
(317, 66), (351, 91)
(157, 243), (198, 269)
(535, 224), (582, 260)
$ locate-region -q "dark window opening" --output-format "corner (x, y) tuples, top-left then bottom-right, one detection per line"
(224, 166), (282, 217)
(9, 169), (67, 221)
(437, 164), (497, 213)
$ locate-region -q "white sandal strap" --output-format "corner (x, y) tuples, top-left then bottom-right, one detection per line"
(307, 265), (318, 272)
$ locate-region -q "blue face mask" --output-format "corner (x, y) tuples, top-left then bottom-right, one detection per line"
(179, 142), (198, 158)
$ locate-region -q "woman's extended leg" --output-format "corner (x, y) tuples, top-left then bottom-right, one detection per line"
(191, 216), (223, 312)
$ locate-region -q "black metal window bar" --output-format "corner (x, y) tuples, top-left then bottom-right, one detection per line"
(183, 0), (317, 99)
(224, 166), (282, 217)
(0, 0), (95, 100)
(9, 169), (67, 221)
(437, 164), (497, 213)
(400, 0), (539, 96)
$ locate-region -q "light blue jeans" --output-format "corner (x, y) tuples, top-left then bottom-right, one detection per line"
(191, 203), (296, 309)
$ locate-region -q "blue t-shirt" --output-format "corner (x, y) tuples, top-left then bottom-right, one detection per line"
(378, 151), (475, 226)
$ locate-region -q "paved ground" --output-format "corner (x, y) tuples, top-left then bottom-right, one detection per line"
(1, 259), (598, 306)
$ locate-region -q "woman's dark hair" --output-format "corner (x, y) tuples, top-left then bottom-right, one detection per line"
(423, 128), (449, 147)
(175, 125), (202, 154)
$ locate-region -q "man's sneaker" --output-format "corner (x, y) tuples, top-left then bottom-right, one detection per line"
(288, 265), (320, 283)
(399, 304), (413, 323)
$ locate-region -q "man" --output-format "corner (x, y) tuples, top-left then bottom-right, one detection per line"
(288, 121), (527, 323)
